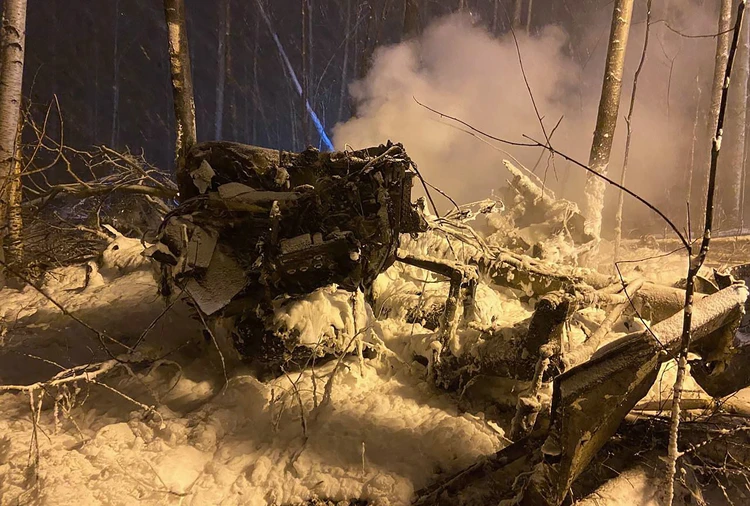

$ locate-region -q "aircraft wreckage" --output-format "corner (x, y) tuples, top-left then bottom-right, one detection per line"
(146, 141), (750, 506)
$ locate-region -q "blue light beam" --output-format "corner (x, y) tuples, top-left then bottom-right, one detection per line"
(255, 0), (335, 151)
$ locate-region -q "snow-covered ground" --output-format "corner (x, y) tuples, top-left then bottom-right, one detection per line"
(0, 235), (507, 506)
(0, 223), (746, 505)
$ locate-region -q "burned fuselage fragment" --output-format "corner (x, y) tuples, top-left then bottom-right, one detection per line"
(147, 141), (426, 371)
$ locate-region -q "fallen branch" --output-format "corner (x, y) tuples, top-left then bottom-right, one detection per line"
(563, 278), (644, 369)
(23, 182), (177, 210)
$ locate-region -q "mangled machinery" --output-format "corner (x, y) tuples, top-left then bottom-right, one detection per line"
(147, 141), (427, 371)
(147, 141), (750, 505)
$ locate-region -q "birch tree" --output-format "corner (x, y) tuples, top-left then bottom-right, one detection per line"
(613, 0), (652, 263)
(163, 0), (197, 199)
(111, 0), (121, 148)
(513, 0), (523, 29)
(691, 0), (732, 227)
(338, 0), (352, 121)
(582, 0), (634, 243)
(722, 0), (748, 230)
(0, 0), (28, 276)
(526, 0), (533, 34)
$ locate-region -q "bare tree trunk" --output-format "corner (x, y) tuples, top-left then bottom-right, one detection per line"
(694, 0), (732, 227)
(163, 0), (198, 198)
(215, 0), (230, 140)
(743, 58), (750, 232)
(338, 0), (352, 122)
(525, 0), (533, 34)
(513, 0), (523, 29)
(582, 0), (634, 244)
(252, 9), (266, 145)
(111, 0), (121, 148)
(352, 3), (360, 80)
(614, 0), (652, 262)
(228, 29), (238, 143)
(725, 4), (749, 230)
(402, 0), (419, 40)
(0, 0), (28, 281)
(301, 0), (310, 147)
(307, 0), (314, 103)
(709, 0), (734, 148)
(357, 4), (373, 80)
(492, 0), (499, 34)
(94, 34), (100, 144)
(6, 112), (24, 267)
(686, 75), (702, 232)
(357, 1), (389, 81)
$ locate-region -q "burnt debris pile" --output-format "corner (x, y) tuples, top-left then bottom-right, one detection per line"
(145, 141), (750, 505)
(146, 141), (426, 372)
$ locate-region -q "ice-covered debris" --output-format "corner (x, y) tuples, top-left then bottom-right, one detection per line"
(184, 249), (247, 315)
(397, 229), (483, 266)
(190, 159), (215, 194)
(273, 285), (372, 348)
(100, 233), (150, 275)
(374, 266), (530, 341)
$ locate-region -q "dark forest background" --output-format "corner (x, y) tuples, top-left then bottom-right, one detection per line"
(10, 0), (611, 172)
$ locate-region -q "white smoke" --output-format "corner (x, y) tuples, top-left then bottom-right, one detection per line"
(334, 2), (720, 235)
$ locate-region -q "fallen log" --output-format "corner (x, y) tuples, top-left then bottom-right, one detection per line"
(500, 160), (592, 245)
(416, 283), (749, 506)
(563, 278), (645, 369)
(479, 248), (696, 323)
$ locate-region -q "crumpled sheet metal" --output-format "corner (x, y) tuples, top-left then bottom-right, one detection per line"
(147, 141), (426, 359)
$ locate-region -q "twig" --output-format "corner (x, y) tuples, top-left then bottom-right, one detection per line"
(507, 22), (558, 184)
(91, 380), (163, 427)
(189, 297), (228, 386)
(312, 321), (372, 420)
(0, 359), (120, 392)
(132, 289), (184, 350)
(413, 97), (535, 147)
(651, 19), (736, 39)
(282, 370), (308, 438)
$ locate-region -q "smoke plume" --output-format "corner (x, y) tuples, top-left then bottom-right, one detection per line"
(334, 2), (723, 236)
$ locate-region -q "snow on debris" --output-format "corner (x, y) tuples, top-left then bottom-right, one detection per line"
(0, 230), (507, 506)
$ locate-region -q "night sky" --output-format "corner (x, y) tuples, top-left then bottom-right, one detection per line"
(9, 0), (609, 173)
